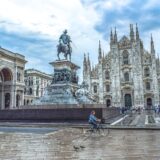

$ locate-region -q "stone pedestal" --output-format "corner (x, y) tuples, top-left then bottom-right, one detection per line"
(33, 60), (80, 104)
(50, 60), (79, 86)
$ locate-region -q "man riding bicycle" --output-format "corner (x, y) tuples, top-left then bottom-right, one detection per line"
(88, 110), (101, 129)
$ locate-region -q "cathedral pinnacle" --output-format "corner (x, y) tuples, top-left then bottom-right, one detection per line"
(114, 27), (117, 43)
(110, 28), (114, 44)
(83, 53), (87, 64)
(151, 34), (155, 55)
(130, 24), (135, 42)
(87, 53), (91, 67)
(136, 23), (139, 41)
(98, 40), (102, 61)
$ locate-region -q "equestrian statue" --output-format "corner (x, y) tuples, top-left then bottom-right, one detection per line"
(57, 29), (72, 61)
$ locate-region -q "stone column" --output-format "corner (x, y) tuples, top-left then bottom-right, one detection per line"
(21, 90), (24, 106)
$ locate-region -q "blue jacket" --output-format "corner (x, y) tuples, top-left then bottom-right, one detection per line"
(88, 114), (97, 123)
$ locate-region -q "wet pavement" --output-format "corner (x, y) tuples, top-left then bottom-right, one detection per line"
(0, 111), (160, 159)
(0, 128), (160, 160)
(0, 126), (58, 134)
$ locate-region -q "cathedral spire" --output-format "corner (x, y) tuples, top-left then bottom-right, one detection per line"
(98, 40), (102, 61)
(110, 28), (113, 44)
(151, 34), (155, 55)
(83, 53), (87, 71)
(87, 53), (91, 70)
(114, 27), (117, 43)
(83, 53), (87, 65)
(130, 24), (135, 42)
(136, 23), (139, 41)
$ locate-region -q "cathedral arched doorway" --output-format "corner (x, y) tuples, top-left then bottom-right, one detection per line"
(147, 98), (152, 107)
(106, 99), (111, 107)
(124, 94), (132, 108)
(5, 93), (10, 109)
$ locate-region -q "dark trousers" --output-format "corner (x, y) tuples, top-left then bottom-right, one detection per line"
(89, 121), (98, 129)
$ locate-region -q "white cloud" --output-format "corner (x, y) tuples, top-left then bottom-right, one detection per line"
(0, 0), (159, 81)
(0, 0), (106, 69)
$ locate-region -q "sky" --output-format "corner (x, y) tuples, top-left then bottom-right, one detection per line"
(0, 0), (160, 81)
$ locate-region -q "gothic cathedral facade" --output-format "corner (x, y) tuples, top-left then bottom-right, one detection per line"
(83, 24), (160, 108)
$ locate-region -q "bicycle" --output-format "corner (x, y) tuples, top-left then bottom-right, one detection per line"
(83, 122), (109, 137)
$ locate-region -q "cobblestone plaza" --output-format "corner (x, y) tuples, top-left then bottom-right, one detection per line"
(0, 114), (160, 160)
(0, 128), (160, 160)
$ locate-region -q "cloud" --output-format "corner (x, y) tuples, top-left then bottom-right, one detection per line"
(0, 0), (105, 81)
(0, 0), (160, 82)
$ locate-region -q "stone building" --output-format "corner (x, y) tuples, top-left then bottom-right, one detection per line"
(0, 47), (27, 109)
(83, 24), (160, 108)
(24, 69), (52, 105)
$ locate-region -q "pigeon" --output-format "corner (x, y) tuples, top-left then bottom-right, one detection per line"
(80, 145), (85, 149)
(73, 145), (80, 151)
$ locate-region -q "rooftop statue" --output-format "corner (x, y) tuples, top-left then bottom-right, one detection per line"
(57, 29), (72, 61)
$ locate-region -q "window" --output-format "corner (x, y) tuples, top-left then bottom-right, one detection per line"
(24, 88), (26, 94)
(29, 88), (33, 95)
(146, 82), (150, 90)
(36, 86), (39, 96)
(93, 85), (97, 93)
(124, 72), (129, 82)
(105, 71), (110, 79)
(144, 67), (150, 77)
(27, 100), (29, 105)
(123, 51), (129, 65)
(106, 85), (110, 92)
(17, 72), (21, 81)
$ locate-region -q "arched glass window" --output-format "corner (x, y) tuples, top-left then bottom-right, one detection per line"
(146, 82), (150, 90)
(29, 88), (32, 95)
(123, 51), (129, 65)
(105, 71), (110, 79)
(106, 85), (110, 92)
(144, 67), (150, 77)
(124, 72), (129, 82)
(93, 85), (97, 93)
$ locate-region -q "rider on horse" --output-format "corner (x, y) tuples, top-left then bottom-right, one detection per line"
(57, 29), (72, 61)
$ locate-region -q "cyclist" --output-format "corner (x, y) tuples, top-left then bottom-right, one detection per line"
(88, 110), (101, 129)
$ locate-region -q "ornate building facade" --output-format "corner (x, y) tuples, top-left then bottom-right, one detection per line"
(83, 24), (160, 107)
(24, 69), (52, 105)
(0, 47), (27, 109)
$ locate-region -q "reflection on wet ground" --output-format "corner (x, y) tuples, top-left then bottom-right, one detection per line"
(0, 128), (160, 160)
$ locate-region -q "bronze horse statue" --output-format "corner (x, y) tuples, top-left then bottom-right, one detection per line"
(57, 29), (72, 61)
(57, 43), (71, 61)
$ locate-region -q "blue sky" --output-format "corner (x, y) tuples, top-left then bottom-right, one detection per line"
(0, 0), (160, 80)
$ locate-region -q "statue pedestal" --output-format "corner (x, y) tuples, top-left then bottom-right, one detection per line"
(50, 60), (80, 85)
(33, 60), (80, 104)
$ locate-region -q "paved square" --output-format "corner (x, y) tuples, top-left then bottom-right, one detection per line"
(0, 128), (160, 160)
